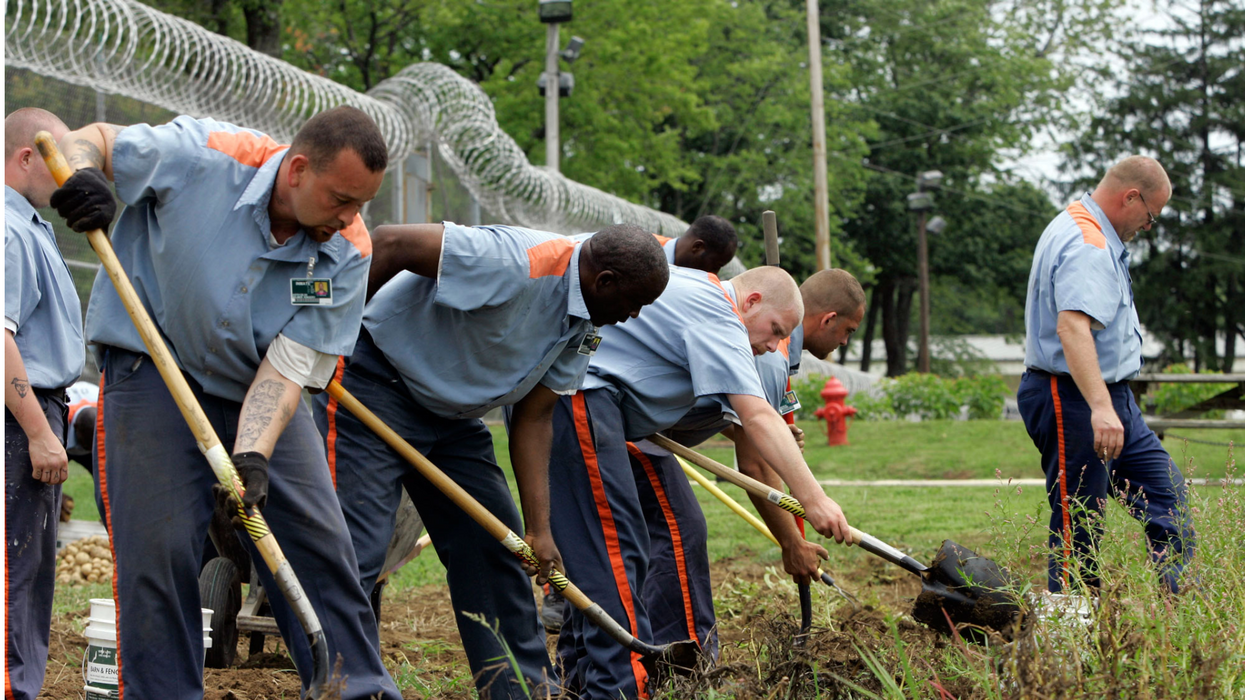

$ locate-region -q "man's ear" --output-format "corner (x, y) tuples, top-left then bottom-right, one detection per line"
(594, 269), (618, 291)
(690, 239), (706, 254)
(740, 290), (763, 313)
(820, 311), (838, 330)
(287, 153), (309, 187)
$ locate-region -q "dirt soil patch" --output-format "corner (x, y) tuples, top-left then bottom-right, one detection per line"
(38, 553), (957, 699)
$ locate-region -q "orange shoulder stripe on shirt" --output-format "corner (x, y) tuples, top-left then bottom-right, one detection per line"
(706, 273), (744, 323)
(338, 216), (373, 259)
(777, 337), (791, 359)
(653, 234), (673, 246)
(527, 237), (576, 279)
(1066, 202), (1106, 250)
(206, 130), (286, 168)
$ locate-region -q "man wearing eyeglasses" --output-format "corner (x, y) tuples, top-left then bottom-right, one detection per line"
(1018, 155), (1194, 596)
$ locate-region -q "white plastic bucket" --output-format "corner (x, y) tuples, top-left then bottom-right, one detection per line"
(83, 599), (213, 700)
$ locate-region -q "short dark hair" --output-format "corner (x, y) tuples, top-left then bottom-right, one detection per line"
(683, 215), (739, 255)
(801, 269), (865, 317)
(593, 224), (670, 290)
(289, 106), (388, 173)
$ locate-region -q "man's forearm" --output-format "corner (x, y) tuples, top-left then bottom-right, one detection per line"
(507, 409), (554, 535)
(4, 332), (55, 439)
(735, 429), (805, 547)
(1058, 314), (1112, 409)
(739, 406), (821, 503)
(58, 123), (123, 178)
(233, 359), (302, 458)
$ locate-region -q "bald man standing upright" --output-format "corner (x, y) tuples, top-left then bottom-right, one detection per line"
(4, 107), (81, 700)
(1018, 156), (1195, 595)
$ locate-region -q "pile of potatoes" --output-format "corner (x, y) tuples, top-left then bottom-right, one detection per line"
(57, 536), (113, 586)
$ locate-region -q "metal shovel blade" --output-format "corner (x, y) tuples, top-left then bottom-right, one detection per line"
(911, 540), (1024, 642)
(637, 639), (703, 680)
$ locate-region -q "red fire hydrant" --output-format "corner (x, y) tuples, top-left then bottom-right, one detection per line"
(812, 377), (857, 446)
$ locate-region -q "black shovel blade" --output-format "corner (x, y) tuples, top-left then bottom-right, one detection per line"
(638, 638), (703, 680)
(911, 540), (1024, 642)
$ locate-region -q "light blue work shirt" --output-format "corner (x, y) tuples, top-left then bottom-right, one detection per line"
(1023, 193), (1144, 384)
(583, 268), (765, 441)
(4, 186), (84, 389)
(364, 222), (596, 419)
(662, 237), (677, 265)
(85, 116), (372, 402)
(665, 284), (794, 446)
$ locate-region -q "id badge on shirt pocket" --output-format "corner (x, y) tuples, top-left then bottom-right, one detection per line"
(577, 331), (602, 356)
(779, 389), (801, 415)
(291, 278), (333, 306)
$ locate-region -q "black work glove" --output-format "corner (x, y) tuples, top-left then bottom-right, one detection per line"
(212, 452), (270, 530)
(49, 167), (117, 233)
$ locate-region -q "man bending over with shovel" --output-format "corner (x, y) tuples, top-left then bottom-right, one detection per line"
(49, 107), (402, 700)
(638, 268), (866, 653)
(548, 265), (851, 699)
(314, 222), (669, 699)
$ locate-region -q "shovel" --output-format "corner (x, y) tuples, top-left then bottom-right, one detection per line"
(649, 434), (1024, 641)
(36, 134), (336, 695)
(326, 381), (701, 677)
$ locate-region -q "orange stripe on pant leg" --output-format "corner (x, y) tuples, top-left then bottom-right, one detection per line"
(1050, 376), (1072, 587)
(325, 357), (346, 488)
(96, 369), (125, 699)
(572, 395), (649, 697)
(627, 443), (700, 647)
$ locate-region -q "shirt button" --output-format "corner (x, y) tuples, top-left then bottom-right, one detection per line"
(240, 286), (248, 294)
(209, 347), (218, 354)
(205, 370), (213, 376)
(220, 321), (230, 328)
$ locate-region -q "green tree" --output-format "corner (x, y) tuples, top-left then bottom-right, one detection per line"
(1063, 0), (1245, 372)
(822, 0), (1117, 375)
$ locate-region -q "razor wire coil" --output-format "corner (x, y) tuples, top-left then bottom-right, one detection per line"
(5, 0), (689, 236)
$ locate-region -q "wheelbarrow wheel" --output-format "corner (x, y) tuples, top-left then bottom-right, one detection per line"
(199, 557), (242, 668)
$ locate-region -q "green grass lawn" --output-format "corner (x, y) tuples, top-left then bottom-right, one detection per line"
(62, 418), (1240, 592)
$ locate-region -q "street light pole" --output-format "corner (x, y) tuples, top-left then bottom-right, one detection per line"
(806, 0), (831, 270)
(545, 21), (560, 173)
(917, 210), (930, 373)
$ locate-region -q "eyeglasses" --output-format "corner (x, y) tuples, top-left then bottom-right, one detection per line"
(1137, 192), (1158, 228)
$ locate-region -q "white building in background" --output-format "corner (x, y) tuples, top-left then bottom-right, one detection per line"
(813, 329), (1242, 382)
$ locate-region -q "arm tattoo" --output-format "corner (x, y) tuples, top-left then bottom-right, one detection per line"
(67, 138), (104, 170)
(235, 379), (288, 452)
(10, 377), (29, 398)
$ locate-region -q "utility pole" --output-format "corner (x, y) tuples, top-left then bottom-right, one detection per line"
(907, 170), (944, 374)
(806, 0), (831, 270)
(545, 21), (560, 172)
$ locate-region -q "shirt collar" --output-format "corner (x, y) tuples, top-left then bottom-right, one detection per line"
(5, 185), (40, 223)
(566, 240), (591, 321)
(1080, 193), (1126, 258)
(722, 279), (739, 305)
(235, 149), (344, 263)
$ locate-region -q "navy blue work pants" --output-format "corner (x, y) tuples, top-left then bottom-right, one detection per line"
(93, 347), (399, 700)
(549, 389), (654, 699)
(313, 332), (553, 700)
(1017, 370), (1195, 593)
(4, 388), (66, 700)
(628, 440), (717, 660)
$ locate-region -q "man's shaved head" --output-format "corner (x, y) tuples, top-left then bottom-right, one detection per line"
(5, 108), (68, 161)
(798, 269), (866, 359)
(1091, 155), (1172, 242)
(1098, 156), (1171, 199)
(730, 266), (803, 355)
(5, 108), (70, 208)
(801, 269), (865, 319)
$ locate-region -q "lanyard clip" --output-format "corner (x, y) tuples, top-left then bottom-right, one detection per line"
(306, 256), (316, 278)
